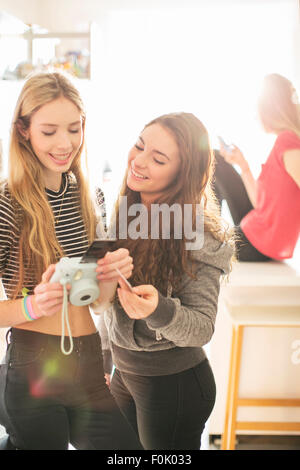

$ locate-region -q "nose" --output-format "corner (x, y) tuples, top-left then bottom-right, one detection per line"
(55, 130), (73, 151)
(133, 151), (148, 168)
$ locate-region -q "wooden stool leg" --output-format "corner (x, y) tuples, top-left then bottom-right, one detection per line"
(228, 325), (244, 450)
(221, 326), (237, 450)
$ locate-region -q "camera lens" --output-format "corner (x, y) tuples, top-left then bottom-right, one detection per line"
(80, 295), (91, 302)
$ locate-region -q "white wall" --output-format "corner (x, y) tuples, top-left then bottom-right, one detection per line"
(0, 0), (40, 25)
(3, 0), (294, 32)
(2, 1), (299, 88)
(1, 0), (299, 183)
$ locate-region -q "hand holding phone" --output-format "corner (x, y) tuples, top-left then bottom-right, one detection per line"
(218, 136), (232, 153)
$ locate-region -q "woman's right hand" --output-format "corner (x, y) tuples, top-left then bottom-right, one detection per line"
(32, 264), (68, 317)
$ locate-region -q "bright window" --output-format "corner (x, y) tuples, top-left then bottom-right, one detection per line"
(83, 0), (298, 218)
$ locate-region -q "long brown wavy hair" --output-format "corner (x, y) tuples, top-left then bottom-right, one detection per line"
(8, 71), (97, 298)
(112, 112), (234, 294)
(258, 73), (300, 137)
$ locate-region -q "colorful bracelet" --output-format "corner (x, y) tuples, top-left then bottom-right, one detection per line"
(21, 296), (33, 321)
(26, 295), (40, 320)
(21, 294), (39, 322)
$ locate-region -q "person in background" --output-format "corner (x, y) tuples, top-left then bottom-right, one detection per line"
(213, 73), (300, 261)
(97, 112), (234, 450)
(0, 71), (142, 450)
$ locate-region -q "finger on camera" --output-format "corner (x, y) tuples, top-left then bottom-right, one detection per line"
(106, 264), (133, 280)
(105, 248), (133, 269)
(97, 271), (121, 281)
(97, 258), (133, 275)
(36, 290), (64, 303)
(34, 282), (62, 295)
(103, 248), (130, 264)
(41, 264), (57, 283)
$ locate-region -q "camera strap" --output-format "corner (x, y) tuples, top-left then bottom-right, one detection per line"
(60, 280), (74, 355)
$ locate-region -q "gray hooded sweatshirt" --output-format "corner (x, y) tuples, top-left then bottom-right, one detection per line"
(98, 231), (233, 376)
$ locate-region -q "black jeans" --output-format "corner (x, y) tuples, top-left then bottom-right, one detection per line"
(110, 359), (216, 450)
(212, 150), (271, 262)
(0, 328), (142, 450)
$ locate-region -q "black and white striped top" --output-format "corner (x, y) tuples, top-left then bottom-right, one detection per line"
(0, 173), (106, 299)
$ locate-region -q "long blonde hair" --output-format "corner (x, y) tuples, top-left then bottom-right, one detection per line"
(8, 71), (96, 298)
(113, 113), (234, 293)
(258, 73), (300, 137)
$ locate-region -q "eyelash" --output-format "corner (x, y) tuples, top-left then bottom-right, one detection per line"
(42, 130), (80, 136)
(134, 144), (165, 165)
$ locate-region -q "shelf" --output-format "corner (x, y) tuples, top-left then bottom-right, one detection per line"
(0, 18), (94, 80)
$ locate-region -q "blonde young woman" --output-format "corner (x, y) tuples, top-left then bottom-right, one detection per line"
(0, 72), (142, 450)
(213, 73), (300, 261)
(98, 113), (234, 450)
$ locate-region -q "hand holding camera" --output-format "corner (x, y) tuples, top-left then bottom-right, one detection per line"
(33, 240), (133, 354)
(33, 264), (69, 317)
(96, 248), (133, 284)
(48, 239), (132, 304)
(50, 257), (99, 306)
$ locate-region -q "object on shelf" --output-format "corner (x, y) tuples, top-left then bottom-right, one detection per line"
(102, 161), (113, 184)
(0, 12), (91, 80)
(49, 49), (90, 79)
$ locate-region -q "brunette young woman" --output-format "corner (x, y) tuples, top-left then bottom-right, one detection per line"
(0, 71), (142, 450)
(213, 73), (300, 261)
(98, 112), (234, 450)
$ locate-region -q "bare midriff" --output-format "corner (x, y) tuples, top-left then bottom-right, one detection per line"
(14, 304), (96, 337)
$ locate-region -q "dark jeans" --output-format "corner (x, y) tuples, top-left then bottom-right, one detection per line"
(213, 150), (271, 262)
(110, 359), (216, 450)
(0, 328), (142, 450)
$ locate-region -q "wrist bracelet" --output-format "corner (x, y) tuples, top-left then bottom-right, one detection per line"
(21, 296), (34, 321)
(21, 295), (39, 322)
(26, 295), (40, 320)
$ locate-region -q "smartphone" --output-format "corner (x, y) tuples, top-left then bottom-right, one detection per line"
(217, 136), (232, 153)
(80, 239), (117, 263)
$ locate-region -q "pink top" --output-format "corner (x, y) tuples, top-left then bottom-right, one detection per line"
(241, 130), (300, 259)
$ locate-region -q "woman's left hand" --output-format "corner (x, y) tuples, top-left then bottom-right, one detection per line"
(219, 144), (249, 173)
(117, 278), (159, 319)
(96, 248), (133, 282)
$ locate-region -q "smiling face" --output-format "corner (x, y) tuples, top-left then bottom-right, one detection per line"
(127, 123), (181, 205)
(24, 96), (83, 189)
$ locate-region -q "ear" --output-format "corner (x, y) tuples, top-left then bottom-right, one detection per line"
(16, 119), (29, 140)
